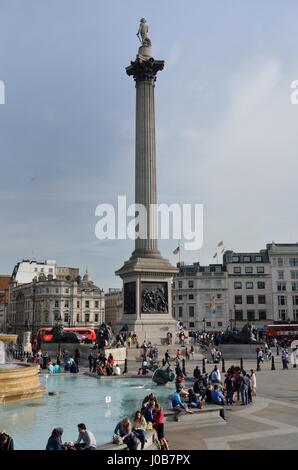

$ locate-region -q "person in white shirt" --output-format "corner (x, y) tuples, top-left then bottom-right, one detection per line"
(211, 347), (216, 363)
(249, 369), (256, 396)
(114, 364), (121, 375)
(74, 423), (96, 450)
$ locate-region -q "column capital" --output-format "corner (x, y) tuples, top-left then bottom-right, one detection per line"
(126, 57), (164, 82)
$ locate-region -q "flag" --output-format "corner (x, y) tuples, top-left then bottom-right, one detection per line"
(173, 246), (180, 255)
(213, 252), (217, 258)
(217, 240), (224, 247)
(209, 296), (216, 315)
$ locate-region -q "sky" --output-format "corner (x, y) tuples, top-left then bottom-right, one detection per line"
(1, 0), (298, 290)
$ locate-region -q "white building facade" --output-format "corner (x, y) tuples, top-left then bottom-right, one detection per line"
(11, 259), (57, 285)
(267, 243), (298, 323)
(7, 271), (105, 335)
(173, 263), (229, 332)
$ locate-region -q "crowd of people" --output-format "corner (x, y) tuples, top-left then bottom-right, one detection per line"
(88, 352), (121, 376)
(113, 393), (168, 450)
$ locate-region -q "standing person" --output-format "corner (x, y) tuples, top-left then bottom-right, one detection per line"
(211, 346), (216, 363)
(73, 423), (97, 450)
(190, 345), (195, 360)
(193, 366), (201, 380)
(132, 411), (147, 450)
(249, 369), (257, 396)
(88, 353), (93, 372)
(281, 349), (289, 369)
(92, 356), (97, 373)
(210, 365), (221, 384)
(185, 348), (190, 361)
(153, 403), (169, 450)
(0, 432), (14, 450)
(74, 348), (80, 366)
(224, 373), (235, 405)
(46, 428), (64, 451)
(164, 350), (170, 366)
(240, 371), (250, 406)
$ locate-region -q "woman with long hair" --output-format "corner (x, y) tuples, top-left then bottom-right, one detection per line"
(153, 403), (169, 450)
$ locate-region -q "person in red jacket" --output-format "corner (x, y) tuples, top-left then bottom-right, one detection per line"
(153, 403), (169, 450)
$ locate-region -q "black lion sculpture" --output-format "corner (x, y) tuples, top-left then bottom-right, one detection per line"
(51, 325), (81, 343)
(96, 323), (114, 349)
(221, 323), (261, 344)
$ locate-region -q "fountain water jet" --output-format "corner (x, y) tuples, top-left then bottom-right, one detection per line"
(0, 334), (45, 404)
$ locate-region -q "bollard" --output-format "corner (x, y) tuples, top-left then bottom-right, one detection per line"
(162, 358), (165, 367)
(276, 345), (279, 356)
(222, 357), (226, 373)
(257, 358), (261, 371)
(271, 356), (275, 370)
(122, 358), (128, 375)
(202, 357), (206, 374)
(240, 357), (243, 371)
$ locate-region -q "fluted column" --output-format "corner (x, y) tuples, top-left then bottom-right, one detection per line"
(126, 57), (164, 258)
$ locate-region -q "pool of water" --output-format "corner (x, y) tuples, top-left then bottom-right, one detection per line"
(0, 375), (174, 450)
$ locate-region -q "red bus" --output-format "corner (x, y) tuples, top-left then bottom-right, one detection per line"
(37, 327), (96, 344)
(265, 324), (298, 344)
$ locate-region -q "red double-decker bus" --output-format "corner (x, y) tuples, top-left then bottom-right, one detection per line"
(265, 324), (298, 344)
(36, 327), (96, 344)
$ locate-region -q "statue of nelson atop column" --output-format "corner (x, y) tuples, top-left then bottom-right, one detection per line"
(137, 18), (151, 47)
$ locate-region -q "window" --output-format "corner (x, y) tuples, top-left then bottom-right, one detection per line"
(173, 282), (175, 289)
(206, 322), (211, 327)
(76, 314), (80, 322)
(46, 288), (49, 293)
(294, 310), (298, 321)
(178, 306), (183, 318)
(291, 271), (298, 279)
(65, 288), (69, 294)
(217, 322), (223, 327)
(95, 301), (99, 308)
(85, 300), (90, 308)
(257, 281), (265, 289)
(278, 309), (286, 321)
(255, 256), (262, 262)
(245, 267), (253, 274)
(54, 300), (59, 308)
(54, 312), (60, 321)
(246, 295), (254, 304)
(64, 313), (69, 322)
(257, 267), (264, 274)
(55, 288), (59, 293)
(278, 258), (284, 267)
(64, 301), (69, 308)
(246, 282), (253, 289)
(243, 256), (251, 262)
(259, 310), (267, 320)
(44, 313), (49, 323)
(258, 295), (266, 304)
(95, 314), (99, 322)
(234, 282), (242, 289)
(293, 296), (298, 306)
(289, 258), (298, 266)
(232, 256), (240, 262)
(40, 268), (44, 273)
(278, 295), (286, 306)
(277, 282), (286, 291)
(178, 295), (183, 301)
(292, 282), (298, 291)
(189, 306), (194, 317)
(215, 266), (222, 273)
(188, 280), (194, 288)
(235, 310), (243, 321)
(235, 295), (242, 304)
(217, 293), (222, 299)
(34, 268), (38, 272)
(233, 267), (241, 274)
(189, 294), (194, 300)
(189, 322), (195, 328)
(178, 281), (182, 288)
(85, 314), (90, 323)
(49, 268), (53, 273)
(77, 301), (80, 308)
(278, 271), (284, 279)
(247, 310), (255, 321)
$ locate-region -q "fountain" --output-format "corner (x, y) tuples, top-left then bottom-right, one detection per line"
(0, 334), (46, 404)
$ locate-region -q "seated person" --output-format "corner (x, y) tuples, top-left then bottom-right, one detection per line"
(73, 423), (96, 450)
(48, 362), (54, 374)
(133, 410), (147, 450)
(187, 389), (202, 408)
(114, 417), (136, 448)
(203, 384), (213, 403)
(211, 384), (225, 405)
(176, 383), (188, 399)
(53, 363), (61, 374)
(171, 390), (192, 421)
(143, 400), (155, 424)
(97, 363), (105, 376)
(46, 427), (64, 450)
(0, 432), (14, 450)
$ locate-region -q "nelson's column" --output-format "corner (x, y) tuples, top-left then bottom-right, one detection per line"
(116, 19), (178, 343)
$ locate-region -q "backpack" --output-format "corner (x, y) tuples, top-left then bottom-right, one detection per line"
(124, 433), (138, 451)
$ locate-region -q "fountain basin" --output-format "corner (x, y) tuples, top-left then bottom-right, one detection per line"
(0, 363), (46, 404)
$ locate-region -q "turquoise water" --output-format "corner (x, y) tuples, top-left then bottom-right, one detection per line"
(0, 375), (173, 450)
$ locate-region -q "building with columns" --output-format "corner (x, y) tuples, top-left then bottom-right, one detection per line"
(223, 250), (273, 330)
(173, 263), (229, 332)
(7, 270), (104, 336)
(0, 275), (10, 331)
(267, 243), (298, 323)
